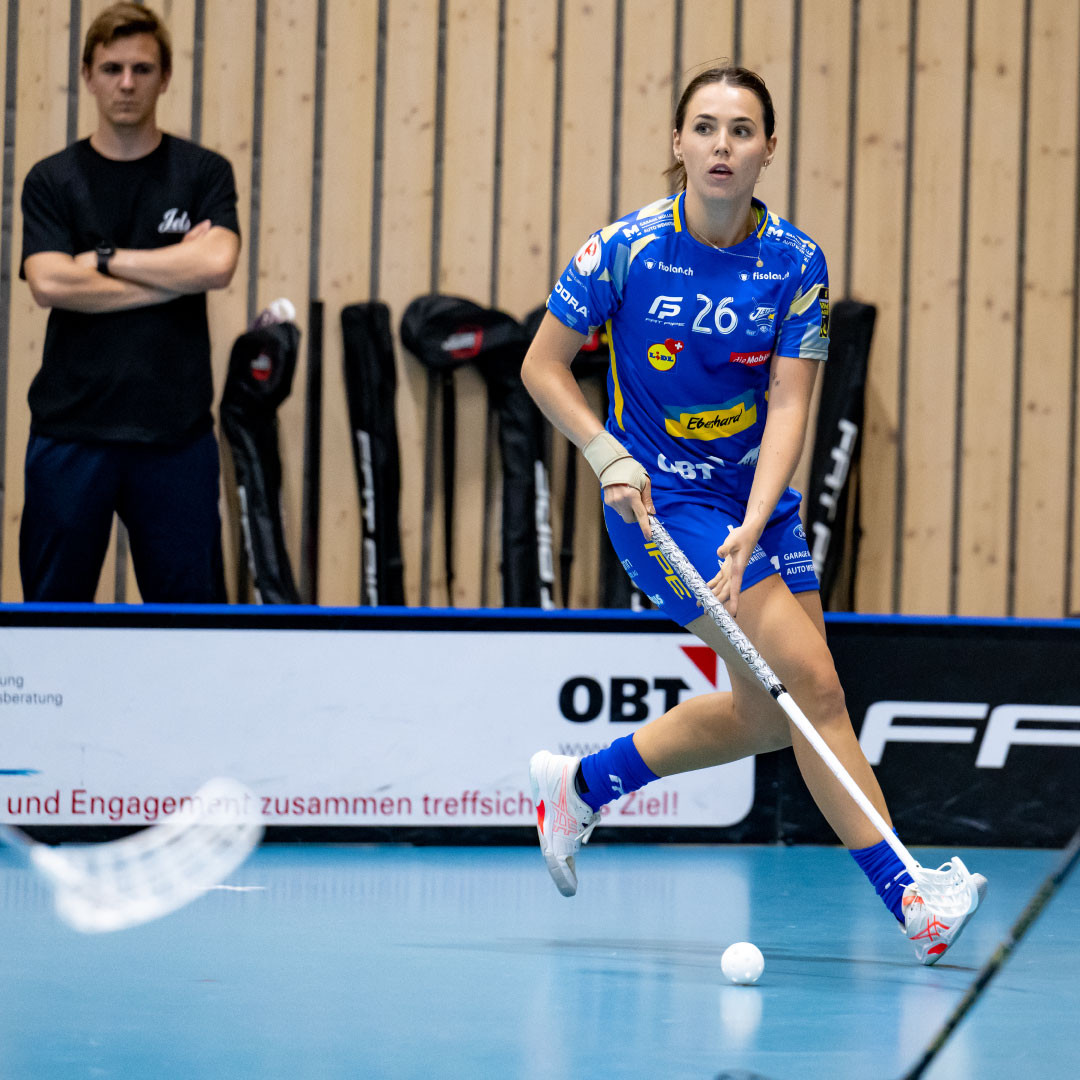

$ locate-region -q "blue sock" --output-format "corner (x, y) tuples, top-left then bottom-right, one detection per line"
(850, 835), (914, 924)
(576, 734), (659, 812)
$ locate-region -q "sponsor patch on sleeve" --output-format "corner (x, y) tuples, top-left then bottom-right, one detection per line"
(573, 234), (603, 276)
(729, 350), (771, 367)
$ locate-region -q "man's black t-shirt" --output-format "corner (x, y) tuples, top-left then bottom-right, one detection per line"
(20, 134), (240, 444)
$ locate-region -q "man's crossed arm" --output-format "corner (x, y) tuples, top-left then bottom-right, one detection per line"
(24, 220), (240, 313)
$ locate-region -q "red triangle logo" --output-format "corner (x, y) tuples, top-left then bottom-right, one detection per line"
(681, 645), (717, 687)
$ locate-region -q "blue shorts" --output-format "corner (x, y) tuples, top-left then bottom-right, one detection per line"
(604, 487), (819, 627)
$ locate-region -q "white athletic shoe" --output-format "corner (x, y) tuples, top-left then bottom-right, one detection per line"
(903, 857), (988, 965)
(529, 751), (601, 897)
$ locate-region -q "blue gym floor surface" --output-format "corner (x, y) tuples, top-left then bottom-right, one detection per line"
(1, 843), (1077, 1079)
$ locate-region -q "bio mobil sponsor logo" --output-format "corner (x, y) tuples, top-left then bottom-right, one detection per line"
(859, 701), (1080, 768)
(442, 326), (484, 360)
(729, 350), (771, 367)
(574, 234), (602, 275)
(648, 338), (685, 371)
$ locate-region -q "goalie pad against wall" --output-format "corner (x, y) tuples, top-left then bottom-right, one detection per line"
(220, 322), (301, 605)
(401, 295), (551, 607)
(341, 303), (406, 607)
(806, 299), (875, 609)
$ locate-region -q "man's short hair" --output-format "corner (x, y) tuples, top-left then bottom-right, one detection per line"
(82, 3), (172, 76)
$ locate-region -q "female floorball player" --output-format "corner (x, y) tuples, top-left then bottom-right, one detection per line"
(522, 66), (985, 964)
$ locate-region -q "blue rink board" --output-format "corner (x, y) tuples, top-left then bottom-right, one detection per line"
(1, 843), (1077, 1079)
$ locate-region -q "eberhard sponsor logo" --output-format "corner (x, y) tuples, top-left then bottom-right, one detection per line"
(663, 392), (757, 440)
(553, 279), (590, 320)
(647, 338), (684, 371)
(859, 701), (1080, 768)
(728, 350), (771, 367)
(574, 234), (602, 275)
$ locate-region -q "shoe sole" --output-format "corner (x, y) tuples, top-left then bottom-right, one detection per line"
(921, 872), (988, 966)
(529, 752), (578, 898)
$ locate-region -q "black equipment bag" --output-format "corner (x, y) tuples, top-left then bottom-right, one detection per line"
(474, 332), (553, 608)
(806, 299), (875, 608)
(524, 305), (644, 610)
(401, 295), (550, 607)
(220, 322), (301, 604)
(341, 303), (406, 606)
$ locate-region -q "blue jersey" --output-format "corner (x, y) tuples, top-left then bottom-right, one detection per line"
(547, 192), (829, 503)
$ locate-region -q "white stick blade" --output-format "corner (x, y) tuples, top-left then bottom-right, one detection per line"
(32, 778), (264, 934)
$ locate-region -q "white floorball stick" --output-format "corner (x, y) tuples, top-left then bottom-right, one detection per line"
(0, 777), (263, 933)
(649, 516), (979, 912)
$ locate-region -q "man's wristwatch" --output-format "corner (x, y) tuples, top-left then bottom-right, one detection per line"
(95, 243), (114, 276)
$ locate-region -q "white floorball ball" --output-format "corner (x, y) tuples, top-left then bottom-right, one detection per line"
(721, 941), (764, 985)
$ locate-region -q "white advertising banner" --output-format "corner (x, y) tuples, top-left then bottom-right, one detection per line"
(0, 624), (752, 828)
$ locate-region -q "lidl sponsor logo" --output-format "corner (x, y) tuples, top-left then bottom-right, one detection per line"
(729, 350), (771, 367)
(574, 234), (602, 275)
(663, 393), (757, 440)
(648, 338), (685, 371)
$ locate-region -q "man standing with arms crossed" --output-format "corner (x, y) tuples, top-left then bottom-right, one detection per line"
(19, 2), (240, 602)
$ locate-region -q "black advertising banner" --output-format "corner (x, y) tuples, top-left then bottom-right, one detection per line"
(776, 618), (1080, 848)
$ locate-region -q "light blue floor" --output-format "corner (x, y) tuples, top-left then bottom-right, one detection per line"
(1, 843), (1076, 1079)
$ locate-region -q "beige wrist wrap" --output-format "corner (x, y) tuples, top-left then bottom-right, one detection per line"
(582, 431), (649, 491)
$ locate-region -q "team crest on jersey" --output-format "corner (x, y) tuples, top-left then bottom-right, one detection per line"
(647, 338), (684, 371)
(663, 392), (757, 440)
(573, 235), (602, 275)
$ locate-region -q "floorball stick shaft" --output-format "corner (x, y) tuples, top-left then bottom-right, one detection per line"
(649, 516), (920, 876)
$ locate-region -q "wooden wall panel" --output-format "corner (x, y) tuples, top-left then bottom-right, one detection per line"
(739, 0), (793, 220)
(379, 0), (438, 606)
(1, 0), (78, 602)
(788, 0), (851, 515)
(441, 0), (498, 607)
(496, 2), (555, 319)
(556, 0), (615, 610)
(848, 0), (910, 613)
(256, 1), (318, 580)
(317, 0), (379, 606)
(496, 1), (557, 607)
(2, 0), (1079, 618)
(1013, 0), (1079, 617)
(955, 0), (1024, 616)
(616, 0), (674, 218)
(898, 2), (966, 615)
(156, 0), (195, 139)
(680, 0), (736, 78)
(201, 0), (257, 601)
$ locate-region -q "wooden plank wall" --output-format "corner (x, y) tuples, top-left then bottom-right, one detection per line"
(1, 0), (1078, 617)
